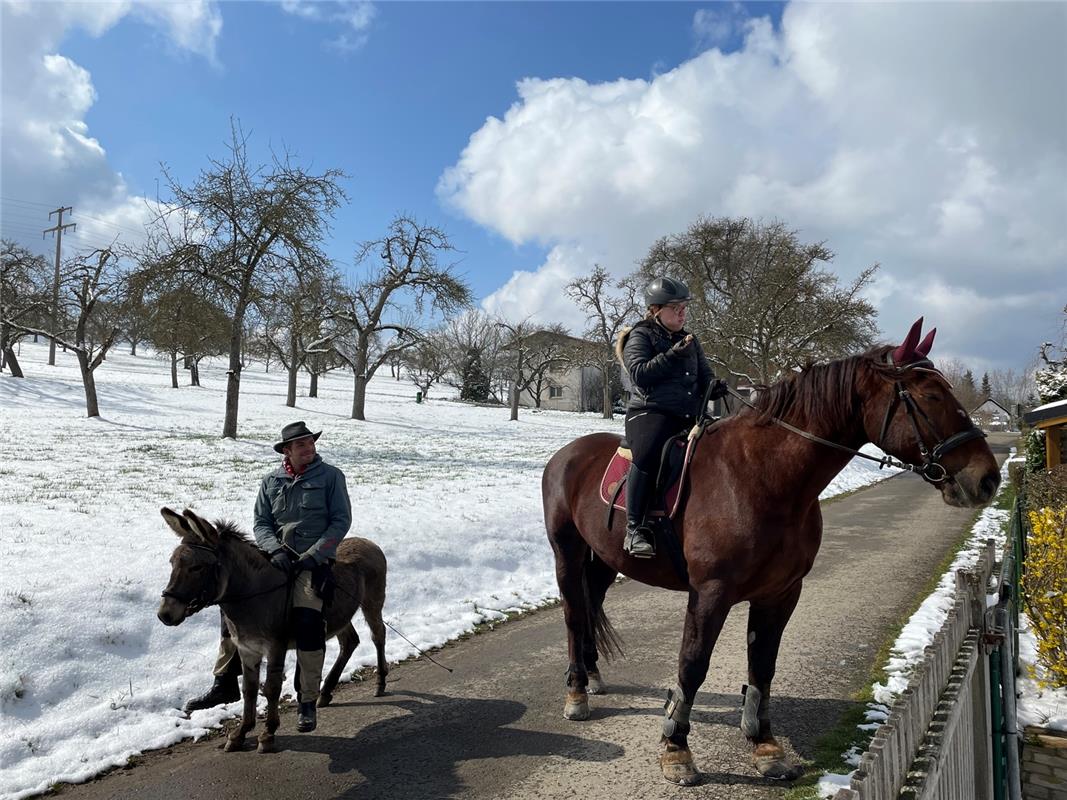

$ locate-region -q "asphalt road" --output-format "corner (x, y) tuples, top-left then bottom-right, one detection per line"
(62, 433), (1015, 800)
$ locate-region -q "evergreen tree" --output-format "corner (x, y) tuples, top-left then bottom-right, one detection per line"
(980, 372), (991, 400)
(460, 347), (490, 402)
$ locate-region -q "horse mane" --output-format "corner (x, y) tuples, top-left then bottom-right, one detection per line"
(745, 345), (898, 429)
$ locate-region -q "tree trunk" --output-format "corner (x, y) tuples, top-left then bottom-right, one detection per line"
(601, 365), (613, 419)
(223, 320), (243, 439)
(352, 372), (368, 420)
(170, 351), (178, 388)
(191, 359), (201, 387)
(286, 333), (298, 407)
(77, 350), (100, 418)
(130, 340), (137, 356)
(510, 353), (522, 421)
(3, 346), (23, 378)
(309, 371), (319, 398)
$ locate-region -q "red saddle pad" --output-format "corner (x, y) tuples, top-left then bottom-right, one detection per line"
(599, 438), (692, 519)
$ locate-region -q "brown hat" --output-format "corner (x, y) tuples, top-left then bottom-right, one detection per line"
(273, 421), (322, 453)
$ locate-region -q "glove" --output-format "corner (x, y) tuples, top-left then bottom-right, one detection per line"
(670, 334), (694, 354)
(295, 555), (318, 573)
(270, 549), (294, 576)
(708, 379), (729, 401)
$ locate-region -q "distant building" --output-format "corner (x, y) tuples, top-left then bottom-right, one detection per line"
(971, 398), (1012, 431)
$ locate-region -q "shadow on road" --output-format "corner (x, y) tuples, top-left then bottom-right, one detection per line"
(276, 690), (626, 800)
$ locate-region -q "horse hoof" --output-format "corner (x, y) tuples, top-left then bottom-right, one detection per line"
(317, 693), (332, 708)
(223, 737), (244, 753)
(257, 735), (275, 754)
(563, 690), (590, 721)
(660, 747), (702, 786)
(587, 671), (606, 695)
(752, 741), (801, 781)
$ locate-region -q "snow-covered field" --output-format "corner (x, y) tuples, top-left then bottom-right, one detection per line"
(1, 341), (897, 800)
(816, 453), (1067, 798)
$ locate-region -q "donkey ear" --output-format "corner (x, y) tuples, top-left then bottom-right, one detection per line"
(182, 509), (219, 547)
(891, 317), (924, 364)
(915, 327), (937, 358)
(161, 507), (192, 537)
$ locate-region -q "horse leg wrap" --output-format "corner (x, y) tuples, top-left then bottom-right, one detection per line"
(740, 684), (769, 739)
(662, 685), (692, 739)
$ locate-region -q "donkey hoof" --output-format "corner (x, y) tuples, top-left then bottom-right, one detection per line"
(587, 671), (606, 695)
(223, 736), (245, 753)
(256, 735), (275, 754)
(752, 741), (801, 781)
(317, 693), (332, 708)
(660, 747), (702, 786)
(374, 685), (387, 697)
(563, 690), (590, 721)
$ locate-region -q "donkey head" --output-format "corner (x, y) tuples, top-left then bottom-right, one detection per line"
(157, 507), (223, 626)
(862, 318), (999, 508)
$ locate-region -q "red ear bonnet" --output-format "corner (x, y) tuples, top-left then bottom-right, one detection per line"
(915, 328), (936, 358)
(891, 317), (924, 364)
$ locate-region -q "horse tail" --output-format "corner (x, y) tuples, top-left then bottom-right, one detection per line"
(582, 558), (624, 661)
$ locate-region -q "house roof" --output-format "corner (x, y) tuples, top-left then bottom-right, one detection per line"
(970, 398), (1011, 415)
(1024, 398), (1067, 427)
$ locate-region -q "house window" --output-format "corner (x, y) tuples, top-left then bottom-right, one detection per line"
(549, 386), (564, 399)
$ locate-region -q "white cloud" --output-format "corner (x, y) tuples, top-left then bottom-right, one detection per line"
(439, 2), (1067, 370)
(0, 1), (221, 254)
(692, 3), (749, 50)
(280, 0), (376, 52)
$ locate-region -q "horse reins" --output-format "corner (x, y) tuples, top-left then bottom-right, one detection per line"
(720, 357), (986, 485)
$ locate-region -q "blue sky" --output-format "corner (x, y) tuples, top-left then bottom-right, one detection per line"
(1, 1), (1063, 372)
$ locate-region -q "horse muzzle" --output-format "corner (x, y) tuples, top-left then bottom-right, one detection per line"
(940, 466), (1000, 508)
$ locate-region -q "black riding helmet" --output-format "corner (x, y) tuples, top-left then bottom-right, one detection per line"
(644, 276), (691, 307)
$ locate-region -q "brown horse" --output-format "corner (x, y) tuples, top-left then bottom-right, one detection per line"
(541, 321), (999, 785)
(156, 507), (388, 753)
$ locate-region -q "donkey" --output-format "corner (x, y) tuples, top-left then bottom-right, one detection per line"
(157, 507), (388, 753)
(542, 320), (1000, 785)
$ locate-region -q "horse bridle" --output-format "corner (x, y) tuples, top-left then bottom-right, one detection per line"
(160, 541), (289, 615)
(721, 357), (986, 484)
(874, 358), (987, 484)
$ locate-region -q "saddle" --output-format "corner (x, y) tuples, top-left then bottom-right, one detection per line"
(599, 422), (709, 519)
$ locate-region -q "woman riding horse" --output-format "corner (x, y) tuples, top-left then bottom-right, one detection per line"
(618, 276), (727, 558)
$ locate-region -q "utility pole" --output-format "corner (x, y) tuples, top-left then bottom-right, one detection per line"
(43, 206), (75, 366)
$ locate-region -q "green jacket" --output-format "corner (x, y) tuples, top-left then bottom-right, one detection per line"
(252, 455), (351, 564)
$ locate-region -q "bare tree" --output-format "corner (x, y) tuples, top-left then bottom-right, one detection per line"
(440, 310), (506, 403)
(322, 216), (471, 420)
(402, 331), (450, 399)
(0, 240), (51, 377)
(149, 123), (346, 438)
(566, 264), (639, 418)
(517, 327), (575, 409)
(639, 216), (879, 385)
(7, 248), (125, 416)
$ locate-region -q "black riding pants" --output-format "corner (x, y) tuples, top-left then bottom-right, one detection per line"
(625, 410), (692, 474)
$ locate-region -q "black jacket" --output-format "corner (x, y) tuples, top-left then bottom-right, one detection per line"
(620, 319), (714, 417)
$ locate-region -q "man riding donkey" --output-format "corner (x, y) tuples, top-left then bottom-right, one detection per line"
(617, 277), (729, 558)
(184, 421), (351, 734)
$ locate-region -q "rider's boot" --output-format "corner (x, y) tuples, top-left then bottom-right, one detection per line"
(623, 464), (656, 559)
(184, 641), (242, 713)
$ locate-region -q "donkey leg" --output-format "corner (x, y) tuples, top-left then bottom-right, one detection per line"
(257, 646), (286, 754)
(359, 594), (389, 697)
(319, 623), (359, 707)
(743, 582), (804, 781)
(660, 582), (732, 786)
(225, 656), (261, 753)
(583, 555), (618, 696)
(549, 523), (593, 720)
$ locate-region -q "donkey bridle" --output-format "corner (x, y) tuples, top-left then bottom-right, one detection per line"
(723, 358), (985, 484)
(160, 541), (289, 615)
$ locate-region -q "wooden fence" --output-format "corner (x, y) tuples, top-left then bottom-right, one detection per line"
(833, 539), (1003, 800)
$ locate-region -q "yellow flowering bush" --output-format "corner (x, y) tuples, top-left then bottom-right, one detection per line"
(1023, 506), (1067, 688)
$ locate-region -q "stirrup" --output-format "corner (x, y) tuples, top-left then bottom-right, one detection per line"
(624, 525), (656, 559)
